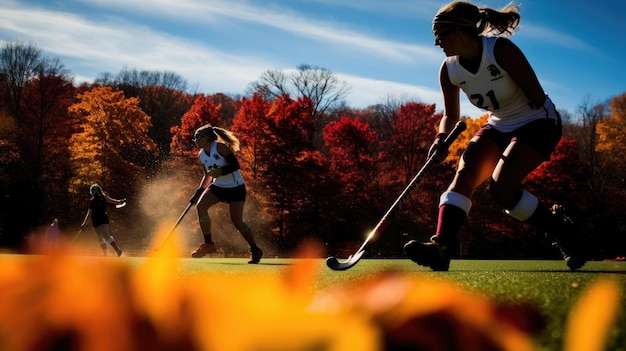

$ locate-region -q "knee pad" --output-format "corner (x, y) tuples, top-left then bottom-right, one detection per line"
(199, 215), (211, 223)
(505, 190), (538, 221)
(439, 191), (472, 215)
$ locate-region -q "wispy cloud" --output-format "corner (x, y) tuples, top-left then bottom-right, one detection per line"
(0, 2), (279, 93)
(521, 23), (600, 54)
(303, 0), (440, 18)
(80, 0), (440, 63)
(0, 0), (482, 116)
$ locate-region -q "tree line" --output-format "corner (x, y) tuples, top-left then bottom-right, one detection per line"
(1, 40), (624, 259)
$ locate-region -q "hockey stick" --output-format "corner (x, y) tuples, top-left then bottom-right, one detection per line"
(71, 229), (83, 243)
(326, 121), (467, 271)
(153, 201), (194, 251)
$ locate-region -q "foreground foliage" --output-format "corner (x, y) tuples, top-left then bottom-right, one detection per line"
(0, 239), (622, 351)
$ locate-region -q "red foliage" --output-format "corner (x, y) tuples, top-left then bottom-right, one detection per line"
(20, 74), (76, 166)
(525, 138), (591, 209)
(170, 94), (222, 159)
(389, 102), (438, 183)
(323, 116), (377, 192)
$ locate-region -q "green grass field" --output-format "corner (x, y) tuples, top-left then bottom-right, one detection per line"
(125, 257), (626, 350)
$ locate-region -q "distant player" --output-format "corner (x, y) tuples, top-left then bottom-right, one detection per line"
(404, 1), (586, 271)
(188, 124), (263, 264)
(80, 184), (124, 256)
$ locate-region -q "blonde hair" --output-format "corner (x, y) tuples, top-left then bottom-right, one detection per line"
(195, 124), (240, 152)
(433, 1), (520, 37)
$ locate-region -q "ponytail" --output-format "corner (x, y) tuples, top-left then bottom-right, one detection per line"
(479, 5), (520, 37)
(195, 124), (240, 152)
(212, 127), (241, 152)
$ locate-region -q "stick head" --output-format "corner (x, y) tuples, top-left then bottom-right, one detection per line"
(326, 250), (366, 271)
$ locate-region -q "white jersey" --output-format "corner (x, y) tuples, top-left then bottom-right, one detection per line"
(445, 36), (559, 132)
(198, 141), (244, 188)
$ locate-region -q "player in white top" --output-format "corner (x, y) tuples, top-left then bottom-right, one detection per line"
(404, 1), (586, 271)
(189, 124), (262, 263)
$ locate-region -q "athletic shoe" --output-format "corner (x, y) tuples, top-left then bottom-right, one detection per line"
(248, 246), (263, 264)
(191, 242), (216, 258)
(404, 235), (450, 271)
(548, 205), (587, 270)
(552, 242), (586, 270)
(116, 248), (123, 257)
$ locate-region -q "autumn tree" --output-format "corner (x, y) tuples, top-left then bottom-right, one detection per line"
(96, 68), (195, 162)
(596, 93), (626, 177)
(20, 62), (73, 175)
(0, 41), (43, 121)
(569, 97), (609, 204)
(383, 102), (442, 226)
(324, 116), (378, 193)
(233, 93), (272, 180)
(594, 93), (626, 257)
(389, 102), (438, 183)
(526, 138), (591, 210)
(321, 116), (377, 244)
(247, 64), (350, 118)
(233, 94), (320, 246)
(170, 94), (222, 161)
(0, 41), (77, 244)
(20, 70), (77, 221)
(68, 86), (158, 199)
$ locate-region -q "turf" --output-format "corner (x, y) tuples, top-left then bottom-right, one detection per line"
(124, 257), (626, 350)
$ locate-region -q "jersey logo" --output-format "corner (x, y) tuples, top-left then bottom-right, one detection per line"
(487, 64), (503, 81)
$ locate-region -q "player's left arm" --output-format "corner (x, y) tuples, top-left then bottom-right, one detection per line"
(105, 195), (125, 206)
(494, 37), (546, 109)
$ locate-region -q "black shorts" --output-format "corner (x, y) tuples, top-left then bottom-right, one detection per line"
(475, 118), (562, 160)
(208, 184), (246, 203)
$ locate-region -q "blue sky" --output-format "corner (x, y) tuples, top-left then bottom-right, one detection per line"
(1, 0), (624, 118)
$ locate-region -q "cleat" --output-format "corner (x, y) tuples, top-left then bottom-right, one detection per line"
(248, 246), (263, 264)
(404, 235), (450, 271)
(548, 205), (587, 270)
(191, 242), (216, 258)
(565, 255), (586, 271)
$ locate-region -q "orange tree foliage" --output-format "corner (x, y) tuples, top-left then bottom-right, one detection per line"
(67, 86), (157, 198)
(592, 93), (626, 257)
(448, 114), (488, 165)
(596, 93), (626, 176)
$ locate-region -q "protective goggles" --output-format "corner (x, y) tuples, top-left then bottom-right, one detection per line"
(432, 22), (455, 41)
(432, 13), (478, 37)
